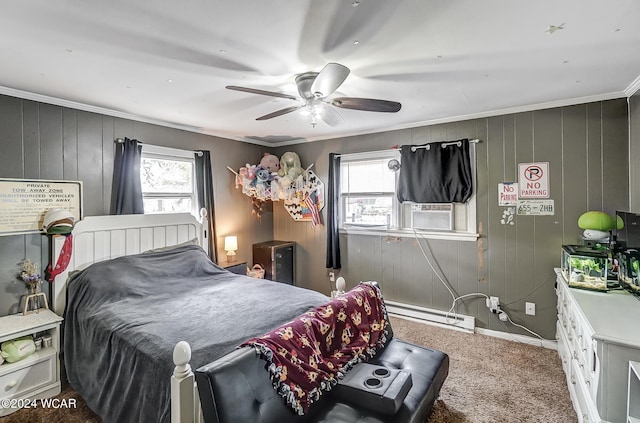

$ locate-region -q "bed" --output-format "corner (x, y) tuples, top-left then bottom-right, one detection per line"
(51, 213), (329, 423)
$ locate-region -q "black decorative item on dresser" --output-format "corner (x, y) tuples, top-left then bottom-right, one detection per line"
(253, 241), (295, 285)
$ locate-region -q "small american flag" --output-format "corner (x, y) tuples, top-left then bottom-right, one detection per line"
(304, 192), (322, 227)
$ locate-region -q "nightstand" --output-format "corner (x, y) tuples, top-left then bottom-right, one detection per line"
(0, 309), (63, 416)
(219, 260), (248, 275)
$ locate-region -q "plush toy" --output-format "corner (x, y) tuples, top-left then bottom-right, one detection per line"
(260, 153), (280, 174)
(255, 168), (272, 185)
(278, 151), (304, 187)
(578, 211), (616, 240)
(239, 163), (258, 186)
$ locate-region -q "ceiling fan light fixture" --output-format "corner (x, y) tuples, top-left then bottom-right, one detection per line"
(226, 62), (401, 124)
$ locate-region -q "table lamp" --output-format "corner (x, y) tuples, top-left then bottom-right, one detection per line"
(224, 236), (238, 262)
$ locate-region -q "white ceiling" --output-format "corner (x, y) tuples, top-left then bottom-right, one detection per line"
(2, 1), (640, 146)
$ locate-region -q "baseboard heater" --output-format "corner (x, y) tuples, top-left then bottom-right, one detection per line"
(385, 300), (475, 333)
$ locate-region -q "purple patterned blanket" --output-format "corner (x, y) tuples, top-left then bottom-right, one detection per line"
(241, 283), (390, 415)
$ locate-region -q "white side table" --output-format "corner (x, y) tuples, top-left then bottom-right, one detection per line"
(0, 309), (63, 416)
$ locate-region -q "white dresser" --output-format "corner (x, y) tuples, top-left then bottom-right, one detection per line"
(555, 269), (640, 423)
(0, 310), (63, 416)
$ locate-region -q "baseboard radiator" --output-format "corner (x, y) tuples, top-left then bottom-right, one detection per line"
(385, 300), (475, 333)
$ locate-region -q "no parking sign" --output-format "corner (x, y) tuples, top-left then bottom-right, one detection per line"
(518, 162), (549, 198)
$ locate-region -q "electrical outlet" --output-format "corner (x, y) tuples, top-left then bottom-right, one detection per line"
(328, 271), (335, 282)
(525, 302), (536, 316)
(488, 296), (500, 313)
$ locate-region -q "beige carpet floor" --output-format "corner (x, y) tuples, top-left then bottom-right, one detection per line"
(0, 316), (576, 423)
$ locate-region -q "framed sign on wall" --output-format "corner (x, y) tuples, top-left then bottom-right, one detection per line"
(0, 178), (83, 236)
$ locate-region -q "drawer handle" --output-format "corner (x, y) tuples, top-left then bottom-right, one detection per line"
(6, 380), (17, 389)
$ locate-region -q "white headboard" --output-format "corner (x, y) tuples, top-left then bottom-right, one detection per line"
(51, 212), (208, 315)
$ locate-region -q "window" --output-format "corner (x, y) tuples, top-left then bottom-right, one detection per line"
(339, 148), (477, 240)
(140, 144), (196, 214)
(340, 151), (399, 228)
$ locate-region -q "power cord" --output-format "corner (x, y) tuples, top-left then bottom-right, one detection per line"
(493, 304), (551, 346)
(413, 230), (489, 324)
(501, 273), (556, 307)
(413, 229), (550, 343)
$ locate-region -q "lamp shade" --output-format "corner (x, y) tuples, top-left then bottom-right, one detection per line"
(224, 236), (238, 252)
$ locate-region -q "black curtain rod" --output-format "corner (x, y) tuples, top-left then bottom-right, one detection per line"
(332, 138), (481, 158)
(410, 138), (481, 152)
(114, 138), (140, 144)
(115, 138), (204, 156)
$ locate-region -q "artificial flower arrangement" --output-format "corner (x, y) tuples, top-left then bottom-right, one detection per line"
(19, 259), (42, 294)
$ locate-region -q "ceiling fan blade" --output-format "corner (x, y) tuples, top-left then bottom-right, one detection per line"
(310, 63), (350, 98)
(318, 103), (344, 127)
(226, 85), (299, 101)
(256, 105), (304, 121)
(331, 97), (402, 113)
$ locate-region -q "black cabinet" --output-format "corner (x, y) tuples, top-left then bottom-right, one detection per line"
(252, 241), (295, 285)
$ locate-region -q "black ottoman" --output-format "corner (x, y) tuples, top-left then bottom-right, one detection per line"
(196, 338), (449, 423)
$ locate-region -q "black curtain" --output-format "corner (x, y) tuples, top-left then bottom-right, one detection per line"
(397, 139), (473, 203)
(326, 153), (341, 269)
(110, 138), (144, 214)
(195, 151), (218, 263)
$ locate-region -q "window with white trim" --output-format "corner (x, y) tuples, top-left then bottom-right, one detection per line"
(140, 144), (196, 215)
(339, 148), (477, 238)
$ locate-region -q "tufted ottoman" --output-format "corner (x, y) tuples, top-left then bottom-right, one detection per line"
(195, 337), (449, 423)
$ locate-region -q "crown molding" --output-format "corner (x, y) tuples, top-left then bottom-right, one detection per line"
(0, 85), (628, 149)
(271, 91), (626, 147)
(0, 85), (273, 148)
(625, 74), (640, 97)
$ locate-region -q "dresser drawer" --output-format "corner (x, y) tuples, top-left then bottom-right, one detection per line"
(0, 350), (55, 399)
(570, 356), (600, 423)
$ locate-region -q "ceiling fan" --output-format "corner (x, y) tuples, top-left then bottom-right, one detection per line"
(226, 63), (401, 127)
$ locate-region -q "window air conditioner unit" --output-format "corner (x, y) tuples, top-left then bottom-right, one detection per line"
(410, 203), (454, 231)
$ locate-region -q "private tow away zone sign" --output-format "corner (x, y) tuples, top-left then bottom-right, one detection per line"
(518, 162), (549, 198)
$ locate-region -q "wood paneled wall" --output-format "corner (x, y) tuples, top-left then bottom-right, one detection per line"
(0, 92), (630, 340)
(0, 94), (273, 315)
(630, 93), (640, 211)
(274, 99), (629, 338)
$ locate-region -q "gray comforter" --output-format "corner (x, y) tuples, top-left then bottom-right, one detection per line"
(63, 244), (329, 423)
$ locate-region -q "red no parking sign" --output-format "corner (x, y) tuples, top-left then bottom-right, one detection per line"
(518, 162), (549, 198)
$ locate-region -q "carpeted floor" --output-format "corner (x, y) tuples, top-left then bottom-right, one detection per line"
(391, 317), (577, 423)
(0, 316), (576, 423)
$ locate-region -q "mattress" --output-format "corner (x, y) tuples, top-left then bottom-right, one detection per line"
(63, 244), (329, 423)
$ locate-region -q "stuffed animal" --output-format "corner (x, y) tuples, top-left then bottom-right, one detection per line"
(255, 168), (272, 185)
(260, 153), (280, 174)
(239, 163), (257, 185)
(278, 151), (304, 187)
(250, 167), (271, 187)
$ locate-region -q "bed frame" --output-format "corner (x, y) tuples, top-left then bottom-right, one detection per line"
(52, 212), (208, 423)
